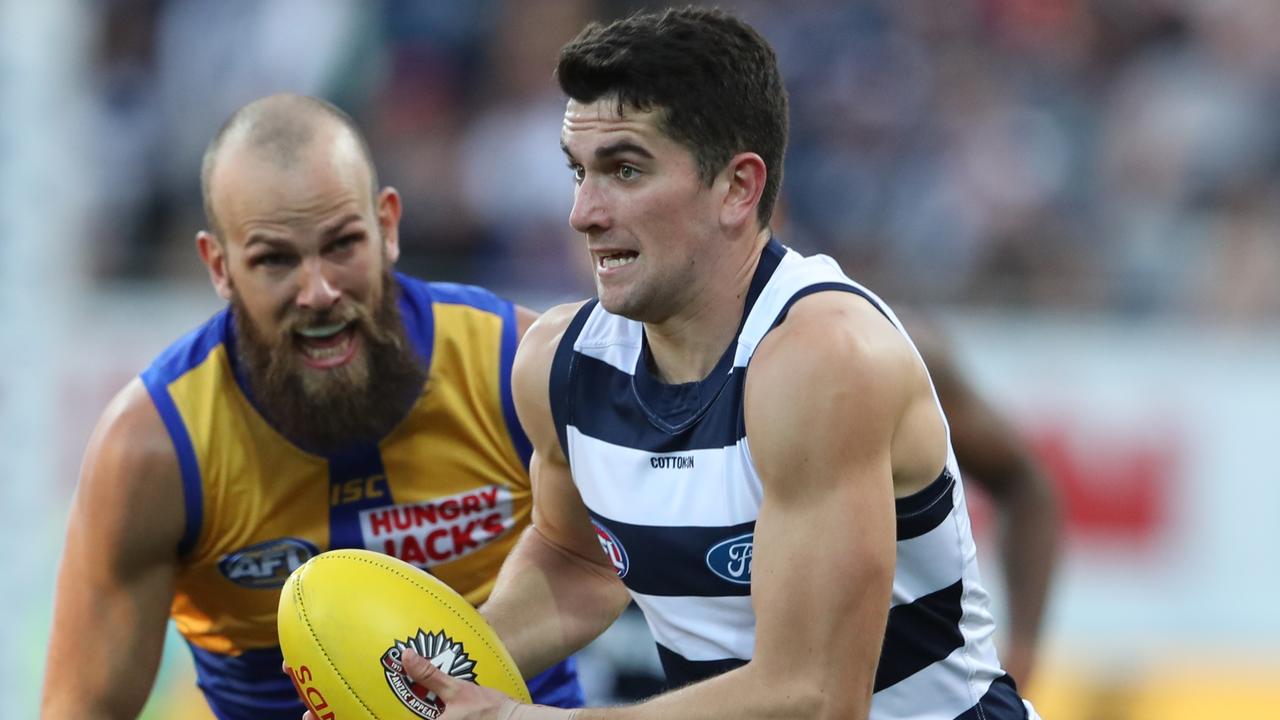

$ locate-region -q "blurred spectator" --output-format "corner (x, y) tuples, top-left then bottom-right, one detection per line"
(88, 0), (374, 280)
(84, 0), (1280, 321)
(457, 0), (598, 298)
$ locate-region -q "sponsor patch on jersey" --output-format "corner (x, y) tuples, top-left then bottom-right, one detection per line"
(361, 486), (515, 569)
(381, 629), (477, 719)
(706, 533), (753, 584)
(592, 519), (629, 578)
(650, 454), (695, 469)
(218, 537), (319, 589)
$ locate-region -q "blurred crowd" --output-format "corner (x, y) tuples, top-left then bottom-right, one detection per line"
(88, 0), (1280, 320)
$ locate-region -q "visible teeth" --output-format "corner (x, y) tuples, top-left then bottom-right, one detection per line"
(297, 322), (348, 338)
(601, 255), (636, 269)
(303, 343), (347, 359)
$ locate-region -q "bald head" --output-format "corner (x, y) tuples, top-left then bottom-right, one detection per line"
(200, 94), (379, 236)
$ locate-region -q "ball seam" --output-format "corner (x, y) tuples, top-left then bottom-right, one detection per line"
(317, 550), (528, 694)
(294, 567), (383, 717)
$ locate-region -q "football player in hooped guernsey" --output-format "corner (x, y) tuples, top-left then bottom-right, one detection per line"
(42, 94), (582, 719)
(381, 8), (1043, 720)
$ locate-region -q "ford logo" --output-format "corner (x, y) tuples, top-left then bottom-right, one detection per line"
(705, 533), (753, 584)
(218, 537), (318, 589)
(591, 520), (629, 578)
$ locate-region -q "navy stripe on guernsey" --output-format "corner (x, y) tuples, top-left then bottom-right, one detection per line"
(564, 353), (748, 452)
(549, 239), (782, 461)
(874, 579), (964, 691)
(552, 238), (1027, 719)
(548, 299), (596, 462)
(771, 280), (892, 331)
(953, 676), (1028, 720)
(655, 645), (745, 691)
(589, 512), (754, 597)
(896, 468), (957, 541)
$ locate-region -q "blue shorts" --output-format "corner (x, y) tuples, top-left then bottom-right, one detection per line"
(527, 656), (585, 708)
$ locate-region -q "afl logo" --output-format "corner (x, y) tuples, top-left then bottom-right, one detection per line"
(218, 537), (318, 589)
(592, 520), (629, 578)
(706, 533), (753, 584)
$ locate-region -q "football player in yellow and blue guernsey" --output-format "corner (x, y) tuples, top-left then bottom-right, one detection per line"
(41, 93), (584, 720)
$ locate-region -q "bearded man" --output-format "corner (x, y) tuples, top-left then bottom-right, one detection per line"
(41, 94), (583, 720)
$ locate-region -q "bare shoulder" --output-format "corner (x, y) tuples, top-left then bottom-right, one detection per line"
(513, 300), (592, 383)
(79, 378), (185, 549)
(511, 301), (591, 457)
(753, 291), (918, 394)
(745, 292), (928, 490)
(521, 300), (591, 351)
(90, 379), (180, 477)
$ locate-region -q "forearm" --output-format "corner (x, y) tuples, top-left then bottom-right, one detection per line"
(42, 567), (171, 719)
(997, 467), (1059, 656)
(568, 660), (856, 720)
(482, 526), (630, 677)
(473, 655), (849, 717)
(44, 382), (183, 719)
(43, 681), (145, 720)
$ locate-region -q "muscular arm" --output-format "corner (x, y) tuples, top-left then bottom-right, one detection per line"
(41, 379), (186, 719)
(563, 294), (909, 720)
(914, 327), (1059, 684)
(481, 303), (633, 677)
(411, 295), (924, 718)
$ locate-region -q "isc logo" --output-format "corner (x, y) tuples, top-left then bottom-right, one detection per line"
(219, 537), (319, 589)
(330, 474), (388, 506)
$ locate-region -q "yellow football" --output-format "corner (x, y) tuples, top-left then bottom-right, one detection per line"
(278, 548), (531, 719)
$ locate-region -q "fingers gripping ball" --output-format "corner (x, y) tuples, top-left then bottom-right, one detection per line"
(279, 549), (531, 719)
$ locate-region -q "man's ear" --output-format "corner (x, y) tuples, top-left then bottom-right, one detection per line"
(376, 187), (403, 265)
(719, 152), (767, 231)
(197, 231), (233, 301)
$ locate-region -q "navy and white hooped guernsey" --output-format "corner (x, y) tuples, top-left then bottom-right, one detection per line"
(550, 239), (1034, 719)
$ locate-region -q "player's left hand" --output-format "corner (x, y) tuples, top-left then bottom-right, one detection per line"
(402, 647), (524, 719)
(295, 649), (571, 720)
(406, 649), (579, 720)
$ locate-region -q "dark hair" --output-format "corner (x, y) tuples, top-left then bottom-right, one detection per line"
(200, 94), (378, 237)
(557, 6), (788, 227)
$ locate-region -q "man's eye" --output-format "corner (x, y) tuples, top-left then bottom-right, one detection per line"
(253, 253), (294, 268)
(617, 165), (639, 180)
(568, 163), (585, 183)
(329, 235), (361, 252)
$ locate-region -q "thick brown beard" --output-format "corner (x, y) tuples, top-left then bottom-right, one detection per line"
(231, 271), (427, 453)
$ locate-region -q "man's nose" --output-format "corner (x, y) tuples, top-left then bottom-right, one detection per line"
(296, 258), (341, 310)
(569, 176), (610, 234)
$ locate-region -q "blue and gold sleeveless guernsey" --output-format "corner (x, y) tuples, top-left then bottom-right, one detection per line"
(550, 240), (1036, 719)
(140, 274), (581, 720)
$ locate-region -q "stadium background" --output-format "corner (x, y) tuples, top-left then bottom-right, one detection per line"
(3, 0), (1279, 717)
